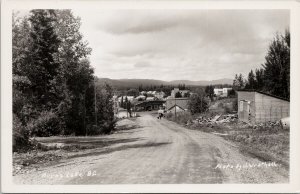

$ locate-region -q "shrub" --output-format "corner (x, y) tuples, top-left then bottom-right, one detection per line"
(174, 112), (193, 125)
(165, 112), (174, 120)
(188, 92), (209, 115)
(232, 98), (238, 112)
(218, 102), (224, 108)
(86, 124), (101, 135)
(100, 119), (117, 134)
(28, 111), (62, 137)
(165, 111), (194, 125)
(224, 105), (231, 113)
(87, 118), (117, 135)
(13, 114), (30, 152)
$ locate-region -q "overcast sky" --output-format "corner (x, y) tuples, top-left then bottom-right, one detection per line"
(72, 10), (289, 81)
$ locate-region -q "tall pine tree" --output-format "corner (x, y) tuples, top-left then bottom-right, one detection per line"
(27, 10), (61, 110)
(245, 70), (256, 89)
(263, 30), (290, 99)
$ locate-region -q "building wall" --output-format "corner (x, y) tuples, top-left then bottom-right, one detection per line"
(214, 89), (223, 96)
(237, 91), (290, 123)
(254, 92), (289, 123)
(166, 98), (189, 110)
(237, 91), (255, 123)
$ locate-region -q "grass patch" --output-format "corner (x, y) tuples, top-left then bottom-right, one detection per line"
(224, 125), (289, 169)
(165, 110), (289, 168)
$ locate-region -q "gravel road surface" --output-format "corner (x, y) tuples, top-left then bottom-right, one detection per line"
(14, 112), (288, 184)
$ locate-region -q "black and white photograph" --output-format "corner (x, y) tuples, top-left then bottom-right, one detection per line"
(1, 0), (300, 193)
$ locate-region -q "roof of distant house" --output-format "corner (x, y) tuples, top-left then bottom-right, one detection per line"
(166, 97), (189, 100)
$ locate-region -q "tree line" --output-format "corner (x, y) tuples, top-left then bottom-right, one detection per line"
(13, 10), (115, 151)
(233, 30), (290, 99)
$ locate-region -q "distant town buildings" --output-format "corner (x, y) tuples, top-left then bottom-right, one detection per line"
(135, 100), (166, 111)
(115, 88), (192, 113)
(153, 91), (165, 99)
(140, 91), (165, 99)
(135, 95), (146, 101)
(146, 97), (156, 101)
(214, 88), (232, 97)
(171, 88), (190, 98)
(118, 96), (135, 103)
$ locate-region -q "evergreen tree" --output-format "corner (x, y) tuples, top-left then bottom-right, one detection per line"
(263, 30), (290, 99)
(120, 96), (124, 108)
(232, 74), (239, 90)
(26, 10), (61, 110)
(188, 89), (208, 115)
(205, 85), (214, 100)
(237, 74), (245, 89)
(53, 10), (94, 135)
(126, 101), (132, 117)
(94, 83), (116, 134)
(175, 92), (182, 98)
(245, 70), (256, 89)
(255, 68), (264, 90)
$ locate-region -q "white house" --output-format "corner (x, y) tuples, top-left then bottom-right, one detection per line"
(135, 95), (146, 101)
(118, 96), (135, 103)
(214, 88), (232, 97)
(154, 91), (165, 99)
(214, 88), (223, 96)
(146, 97), (155, 101)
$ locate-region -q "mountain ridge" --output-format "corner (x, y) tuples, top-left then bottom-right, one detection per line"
(97, 78), (233, 88)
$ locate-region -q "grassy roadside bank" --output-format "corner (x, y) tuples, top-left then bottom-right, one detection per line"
(165, 111), (289, 170)
(13, 118), (139, 176)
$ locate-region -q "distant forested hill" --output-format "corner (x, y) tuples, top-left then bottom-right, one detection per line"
(96, 78), (233, 90)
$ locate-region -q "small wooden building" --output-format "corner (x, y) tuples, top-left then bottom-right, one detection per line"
(237, 90), (289, 124)
(166, 97), (189, 110)
(134, 100), (166, 111)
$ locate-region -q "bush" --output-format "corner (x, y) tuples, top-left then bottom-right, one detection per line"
(217, 102), (224, 108)
(86, 118), (117, 135)
(174, 112), (193, 125)
(165, 111), (193, 125)
(27, 111), (62, 137)
(224, 105), (231, 113)
(165, 112), (174, 119)
(86, 125), (101, 135)
(232, 98), (238, 112)
(13, 114), (30, 152)
(188, 92), (209, 115)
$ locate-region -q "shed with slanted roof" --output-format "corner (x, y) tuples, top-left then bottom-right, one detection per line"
(237, 90), (289, 124)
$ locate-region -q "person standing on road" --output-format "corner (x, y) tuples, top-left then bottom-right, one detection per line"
(158, 108), (164, 119)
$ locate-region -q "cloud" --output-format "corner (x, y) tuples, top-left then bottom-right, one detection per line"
(134, 61), (152, 68)
(75, 9), (289, 81)
(93, 10), (180, 34)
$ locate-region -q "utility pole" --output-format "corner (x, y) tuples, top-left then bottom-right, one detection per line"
(94, 77), (97, 126)
(83, 89), (87, 136)
(174, 97), (177, 118)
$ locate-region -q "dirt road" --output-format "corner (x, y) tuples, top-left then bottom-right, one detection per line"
(14, 113), (288, 184)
